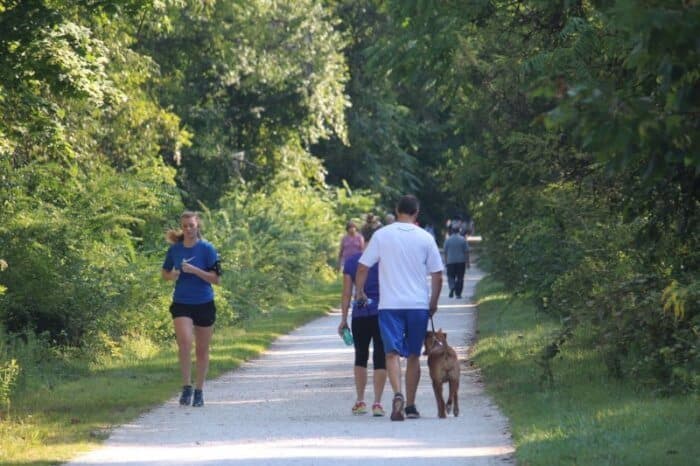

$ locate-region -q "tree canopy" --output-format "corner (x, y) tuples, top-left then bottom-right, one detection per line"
(1, 0), (697, 393)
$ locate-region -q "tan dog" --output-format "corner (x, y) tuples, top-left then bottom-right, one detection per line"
(423, 329), (460, 418)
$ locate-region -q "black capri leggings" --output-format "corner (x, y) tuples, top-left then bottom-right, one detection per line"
(351, 315), (386, 370)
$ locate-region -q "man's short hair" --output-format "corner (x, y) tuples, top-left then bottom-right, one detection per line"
(396, 195), (419, 216)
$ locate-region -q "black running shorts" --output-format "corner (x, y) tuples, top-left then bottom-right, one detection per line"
(169, 301), (216, 327)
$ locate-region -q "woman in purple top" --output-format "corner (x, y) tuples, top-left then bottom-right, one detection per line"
(338, 250), (386, 416)
(337, 220), (364, 270)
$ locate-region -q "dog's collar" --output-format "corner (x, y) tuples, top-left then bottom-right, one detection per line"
(428, 339), (445, 354)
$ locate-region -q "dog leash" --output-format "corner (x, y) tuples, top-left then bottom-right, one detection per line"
(428, 315), (444, 352)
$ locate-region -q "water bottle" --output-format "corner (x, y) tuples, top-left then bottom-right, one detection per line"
(342, 327), (354, 346)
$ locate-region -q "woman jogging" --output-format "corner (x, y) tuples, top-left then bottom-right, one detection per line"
(162, 211), (221, 407)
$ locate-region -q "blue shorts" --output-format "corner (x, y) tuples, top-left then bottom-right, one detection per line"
(378, 309), (430, 357)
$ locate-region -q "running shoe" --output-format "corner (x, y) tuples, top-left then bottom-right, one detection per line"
(179, 385), (193, 406)
(390, 393), (405, 421)
(405, 404), (420, 419)
(352, 400), (367, 415)
(372, 402), (385, 417)
(192, 388), (204, 407)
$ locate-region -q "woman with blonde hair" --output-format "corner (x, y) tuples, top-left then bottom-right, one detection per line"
(162, 211), (221, 407)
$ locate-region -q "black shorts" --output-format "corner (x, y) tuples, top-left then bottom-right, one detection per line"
(170, 301), (216, 327)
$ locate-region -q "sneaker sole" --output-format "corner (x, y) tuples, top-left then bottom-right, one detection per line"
(179, 388), (193, 406)
(352, 402), (367, 415)
(390, 396), (405, 421)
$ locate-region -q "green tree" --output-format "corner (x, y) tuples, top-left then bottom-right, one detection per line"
(138, 0), (349, 207)
(360, 0), (699, 390)
(0, 0), (185, 343)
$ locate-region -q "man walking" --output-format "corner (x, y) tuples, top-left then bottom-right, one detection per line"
(355, 195), (443, 421)
(444, 226), (469, 299)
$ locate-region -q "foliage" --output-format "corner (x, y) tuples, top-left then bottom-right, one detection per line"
(0, 0), (696, 430)
(317, 0), (463, 225)
(137, 0), (349, 207)
(370, 0), (699, 391)
(0, 356), (19, 415)
(331, 181), (381, 225)
(473, 276), (700, 465)
(207, 179), (341, 321)
(0, 2), (354, 410)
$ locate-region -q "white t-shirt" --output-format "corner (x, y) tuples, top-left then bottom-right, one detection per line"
(359, 221), (444, 309)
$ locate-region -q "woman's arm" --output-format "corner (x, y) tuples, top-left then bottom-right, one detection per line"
(338, 274), (353, 336)
(161, 268), (180, 281)
(338, 236), (345, 260)
(181, 262), (221, 285)
(338, 237), (346, 269)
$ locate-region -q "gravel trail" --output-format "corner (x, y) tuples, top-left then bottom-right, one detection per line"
(68, 266), (514, 465)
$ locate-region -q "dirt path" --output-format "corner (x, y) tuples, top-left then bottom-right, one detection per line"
(68, 266), (514, 465)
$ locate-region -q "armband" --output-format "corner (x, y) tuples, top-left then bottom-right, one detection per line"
(208, 260), (222, 276)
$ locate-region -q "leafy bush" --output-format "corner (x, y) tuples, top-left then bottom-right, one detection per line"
(0, 356), (19, 415)
(206, 180), (343, 321)
(0, 163), (179, 345)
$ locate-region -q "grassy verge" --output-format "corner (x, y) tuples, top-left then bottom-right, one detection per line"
(0, 279), (340, 466)
(472, 276), (699, 466)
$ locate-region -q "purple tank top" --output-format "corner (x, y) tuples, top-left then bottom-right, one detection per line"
(341, 234), (363, 261)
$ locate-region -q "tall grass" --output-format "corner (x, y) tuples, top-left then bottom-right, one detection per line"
(472, 276), (699, 466)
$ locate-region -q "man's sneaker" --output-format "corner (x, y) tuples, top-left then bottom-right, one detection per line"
(192, 389), (204, 407)
(390, 393), (405, 421)
(352, 400), (367, 415)
(405, 404), (420, 419)
(179, 385), (193, 406)
(372, 402), (385, 417)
